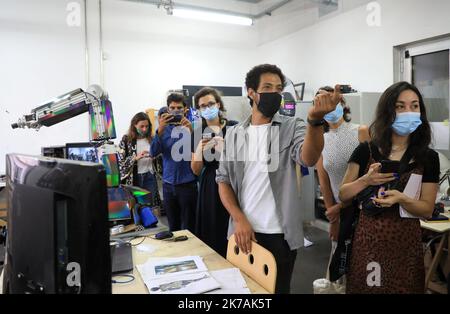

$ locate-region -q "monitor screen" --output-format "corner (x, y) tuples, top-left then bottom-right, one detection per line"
(108, 187), (132, 221)
(66, 142), (98, 163)
(3, 154), (111, 294)
(283, 102), (296, 110)
(102, 154), (120, 188)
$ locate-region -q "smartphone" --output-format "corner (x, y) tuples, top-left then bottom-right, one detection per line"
(380, 160), (400, 174)
(339, 85), (355, 94)
(202, 132), (215, 140)
(428, 215), (449, 222)
(168, 114), (183, 125)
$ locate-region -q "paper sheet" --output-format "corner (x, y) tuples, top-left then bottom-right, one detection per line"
(144, 271), (220, 294)
(206, 268), (250, 294)
(400, 174), (422, 219)
(136, 244), (156, 253)
(137, 256), (208, 279)
(136, 256), (221, 294)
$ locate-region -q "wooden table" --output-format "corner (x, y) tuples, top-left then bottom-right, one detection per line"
(421, 208), (450, 294)
(112, 230), (269, 294)
(0, 187), (6, 222)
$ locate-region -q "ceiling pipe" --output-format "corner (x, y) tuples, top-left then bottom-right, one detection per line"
(120, 0), (292, 20)
(84, 0), (90, 87)
(253, 0), (292, 19)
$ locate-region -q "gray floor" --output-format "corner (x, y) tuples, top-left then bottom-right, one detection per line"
(292, 225), (331, 294)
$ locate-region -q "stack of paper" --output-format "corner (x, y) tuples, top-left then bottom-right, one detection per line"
(400, 174), (422, 219)
(136, 256), (220, 294)
(206, 268), (251, 294)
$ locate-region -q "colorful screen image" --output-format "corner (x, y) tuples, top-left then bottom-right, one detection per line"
(283, 102), (295, 110)
(154, 260), (198, 276)
(107, 187), (132, 221)
(66, 143), (98, 163)
(123, 185), (152, 205)
(102, 153), (120, 188)
(89, 100), (117, 141)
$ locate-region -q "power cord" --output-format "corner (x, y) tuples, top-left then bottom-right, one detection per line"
(110, 235), (147, 246)
(130, 236), (147, 246)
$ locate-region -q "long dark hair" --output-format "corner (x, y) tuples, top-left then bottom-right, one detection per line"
(316, 86), (351, 133)
(127, 112), (153, 142)
(194, 87), (227, 128)
(370, 81), (431, 166)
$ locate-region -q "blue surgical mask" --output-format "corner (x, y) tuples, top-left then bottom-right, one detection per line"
(324, 103), (344, 124)
(392, 112), (422, 136)
(200, 106), (219, 121)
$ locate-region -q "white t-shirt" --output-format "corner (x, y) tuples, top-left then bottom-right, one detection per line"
(240, 123), (283, 234)
(136, 138), (154, 174)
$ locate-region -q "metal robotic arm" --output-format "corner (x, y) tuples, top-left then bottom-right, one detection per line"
(11, 85), (116, 141)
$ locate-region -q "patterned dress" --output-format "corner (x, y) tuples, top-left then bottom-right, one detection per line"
(323, 122), (360, 203)
(346, 142), (440, 294)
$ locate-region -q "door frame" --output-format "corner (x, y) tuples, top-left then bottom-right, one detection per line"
(394, 36), (450, 157)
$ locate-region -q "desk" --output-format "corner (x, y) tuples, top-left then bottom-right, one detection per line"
(421, 208), (450, 294)
(112, 230), (269, 294)
(0, 230), (268, 294)
(0, 189), (6, 221)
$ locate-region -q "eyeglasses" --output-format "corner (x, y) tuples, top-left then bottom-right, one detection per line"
(199, 101), (217, 110)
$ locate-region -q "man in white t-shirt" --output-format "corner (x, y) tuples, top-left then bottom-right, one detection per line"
(217, 64), (341, 293)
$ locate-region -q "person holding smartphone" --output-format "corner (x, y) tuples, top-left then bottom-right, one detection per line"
(150, 93), (197, 232)
(118, 112), (161, 208)
(216, 64), (342, 293)
(339, 82), (440, 294)
(314, 86), (371, 283)
(190, 87), (238, 257)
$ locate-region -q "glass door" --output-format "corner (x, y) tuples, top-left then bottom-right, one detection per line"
(401, 39), (450, 157)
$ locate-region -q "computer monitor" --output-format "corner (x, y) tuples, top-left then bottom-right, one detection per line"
(66, 142), (99, 163)
(107, 186), (133, 222)
(3, 153), (111, 294)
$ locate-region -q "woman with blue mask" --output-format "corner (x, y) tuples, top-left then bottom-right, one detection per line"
(119, 112), (161, 210)
(190, 87), (238, 257)
(339, 82), (440, 294)
(314, 86), (371, 286)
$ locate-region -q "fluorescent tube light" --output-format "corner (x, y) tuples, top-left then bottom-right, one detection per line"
(172, 8), (253, 26)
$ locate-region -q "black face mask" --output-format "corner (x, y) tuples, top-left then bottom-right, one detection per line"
(254, 92), (282, 118)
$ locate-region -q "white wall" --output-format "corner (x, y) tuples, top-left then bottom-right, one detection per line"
(101, 0), (257, 140)
(255, 0), (450, 100)
(2, 0), (450, 174)
(0, 0), (257, 173)
(0, 0), (87, 174)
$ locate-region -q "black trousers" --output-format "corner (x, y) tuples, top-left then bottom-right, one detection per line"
(254, 233), (297, 294)
(162, 181), (198, 232)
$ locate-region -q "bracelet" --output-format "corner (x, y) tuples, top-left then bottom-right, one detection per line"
(307, 117), (326, 127)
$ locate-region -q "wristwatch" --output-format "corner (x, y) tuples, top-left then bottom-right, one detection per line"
(307, 117), (326, 127)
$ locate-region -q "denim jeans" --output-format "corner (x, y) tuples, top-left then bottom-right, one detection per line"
(162, 181), (197, 232)
(136, 171), (159, 206)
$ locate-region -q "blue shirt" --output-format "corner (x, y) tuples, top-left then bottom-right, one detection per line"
(150, 125), (196, 185)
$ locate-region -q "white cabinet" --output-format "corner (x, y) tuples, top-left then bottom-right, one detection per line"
(344, 92), (382, 126)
